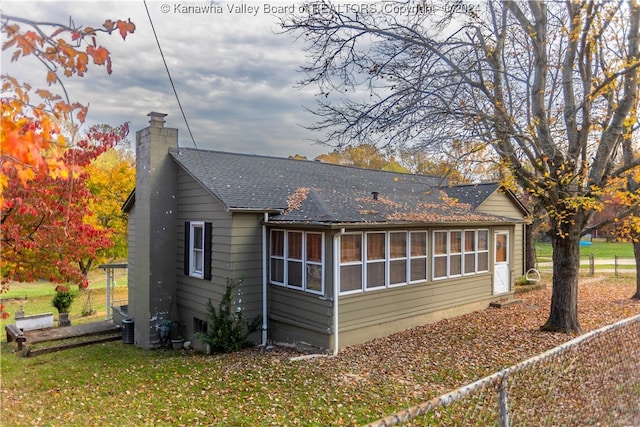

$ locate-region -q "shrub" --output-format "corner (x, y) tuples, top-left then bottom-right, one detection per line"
(52, 285), (76, 313)
(197, 278), (261, 353)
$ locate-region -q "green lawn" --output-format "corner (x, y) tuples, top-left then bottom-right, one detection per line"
(1, 269), (128, 333)
(2, 276), (639, 426)
(1, 343), (374, 425)
(535, 239), (634, 263)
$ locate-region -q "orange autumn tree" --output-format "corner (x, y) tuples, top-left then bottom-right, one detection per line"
(1, 124), (128, 283)
(1, 15), (135, 189)
(0, 14), (135, 317)
(83, 142), (136, 272)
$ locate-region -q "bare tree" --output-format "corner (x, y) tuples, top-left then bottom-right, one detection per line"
(282, 0), (640, 332)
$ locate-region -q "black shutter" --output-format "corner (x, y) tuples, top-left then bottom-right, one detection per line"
(184, 221), (190, 276)
(204, 222), (212, 280)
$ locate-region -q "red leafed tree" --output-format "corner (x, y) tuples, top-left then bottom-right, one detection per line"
(0, 13), (135, 317)
(1, 124), (129, 287)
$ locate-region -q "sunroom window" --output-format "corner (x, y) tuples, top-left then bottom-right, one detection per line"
(389, 232), (407, 285)
(433, 231), (448, 279)
(340, 233), (363, 293)
(340, 231), (423, 293)
(270, 229), (324, 294)
(306, 233), (323, 292)
(433, 229), (490, 279)
(409, 231), (427, 282)
(366, 232), (385, 290)
(287, 231), (303, 289)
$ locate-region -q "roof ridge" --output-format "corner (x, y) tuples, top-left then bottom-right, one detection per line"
(444, 182), (499, 189)
(307, 188), (334, 219)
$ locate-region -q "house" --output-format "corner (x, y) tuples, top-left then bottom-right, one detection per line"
(123, 112), (529, 352)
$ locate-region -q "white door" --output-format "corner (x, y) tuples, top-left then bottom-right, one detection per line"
(493, 231), (510, 294)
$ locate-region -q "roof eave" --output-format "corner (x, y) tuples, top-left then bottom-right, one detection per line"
(230, 208), (283, 214)
(122, 189), (135, 213)
(265, 218), (526, 229)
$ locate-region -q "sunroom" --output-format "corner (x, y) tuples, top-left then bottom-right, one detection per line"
(265, 210), (520, 352)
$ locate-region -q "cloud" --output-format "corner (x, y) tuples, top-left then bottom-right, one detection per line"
(1, 0), (329, 158)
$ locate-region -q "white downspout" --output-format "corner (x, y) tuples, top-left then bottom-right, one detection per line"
(333, 228), (345, 356)
(261, 213), (268, 346)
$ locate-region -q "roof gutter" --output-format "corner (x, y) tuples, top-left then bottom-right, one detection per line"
(323, 220), (527, 230)
(230, 207), (283, 214)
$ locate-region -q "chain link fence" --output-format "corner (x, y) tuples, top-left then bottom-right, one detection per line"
(366, 314), (640, 426)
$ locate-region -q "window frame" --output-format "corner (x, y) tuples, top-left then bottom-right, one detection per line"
(433, 228), (491, 280)
(340, 230), (419, 294)
(305, 232), (324, 294)
(477, 229), (490, 273)
(286, 231), (304, 289)
(365, 232), (386, 290)
(184, 221), (212, 280)
(388, 231), (408, 287)
(339, 228), (493, 293)
(463, 229), (477, 275)
(269, 229), (325, 295)
(270, 229), (285, 285)
(190, 221), (205, 278)
(409, 231), (428, 283)
(193, 317), (208, 334)
(448, 230), (463, 278)
(339, 232), (364, 295)
(432, 230), (449, 280)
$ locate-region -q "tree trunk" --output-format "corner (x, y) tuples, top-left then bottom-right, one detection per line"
(632, 240), (640, 300)
(79, 259), (93, 276)
(525, 224), (536, 272)
(542, 233), (582, 333)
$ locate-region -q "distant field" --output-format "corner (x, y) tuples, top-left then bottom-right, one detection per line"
(1, 268), (128, 335)
(535, 240), (634, 263)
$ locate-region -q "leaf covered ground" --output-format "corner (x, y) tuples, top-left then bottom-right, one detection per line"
(2, 275), (639, 426)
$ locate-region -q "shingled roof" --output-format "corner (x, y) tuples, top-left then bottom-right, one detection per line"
(444, 182), (529, 215)
(168, 148), (525, 225)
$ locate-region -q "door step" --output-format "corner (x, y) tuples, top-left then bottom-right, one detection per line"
(490, 298), (522, 309)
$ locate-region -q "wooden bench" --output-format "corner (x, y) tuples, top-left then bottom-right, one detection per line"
(5, 324), (27, 350)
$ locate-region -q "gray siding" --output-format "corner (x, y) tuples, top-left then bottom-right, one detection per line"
(176, 170), (231, 345)
(229, 213), (265, 326)
(269, 286), (333, 347)
(266, 228), (335, 349)
(175, 169), (264, 348)
(337, 271), (493, 347)
(126, 205), (136, 310)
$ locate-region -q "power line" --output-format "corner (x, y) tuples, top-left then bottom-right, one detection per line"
(143, 0), (197, 149)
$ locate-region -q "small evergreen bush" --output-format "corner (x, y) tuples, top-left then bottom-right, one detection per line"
(197, 278), (262, 353)
(51, 285), (76, 313)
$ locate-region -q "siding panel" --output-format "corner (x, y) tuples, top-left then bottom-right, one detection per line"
(337, 274), (494, 347)
(175, 170), (257, 347)
(477, 191), (527, 279)
(340, 274), (491, 329)
(127, 205), (136, 303)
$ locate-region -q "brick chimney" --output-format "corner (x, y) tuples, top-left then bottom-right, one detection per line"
(128, 112), (178, 348)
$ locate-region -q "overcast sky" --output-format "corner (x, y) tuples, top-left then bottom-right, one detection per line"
(2, 0), (334, 158)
